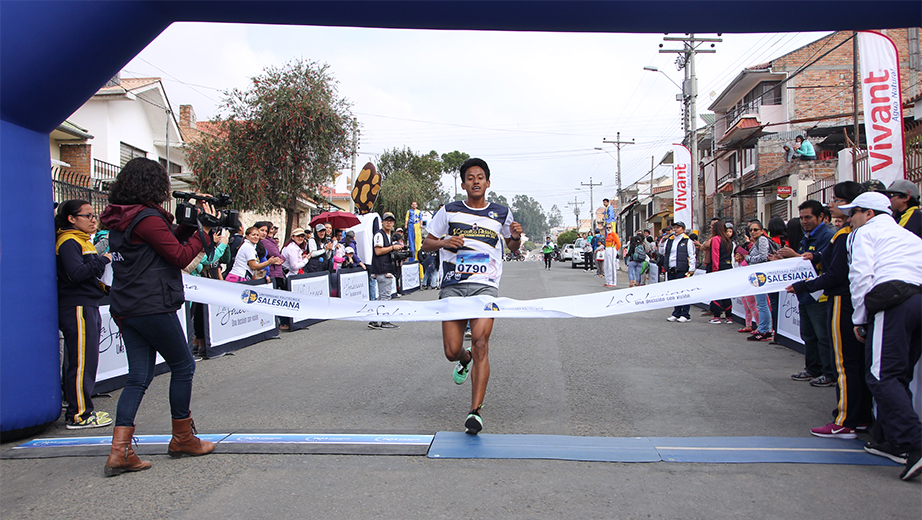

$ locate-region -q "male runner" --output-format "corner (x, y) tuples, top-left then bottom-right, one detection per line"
(422, 158), (523, 434)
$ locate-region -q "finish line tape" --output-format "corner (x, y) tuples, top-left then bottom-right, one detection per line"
(182, 257), (815, 322)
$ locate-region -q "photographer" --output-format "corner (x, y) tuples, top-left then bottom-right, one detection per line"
(99, 158), (215, 476)
(368, 212), (404, 330)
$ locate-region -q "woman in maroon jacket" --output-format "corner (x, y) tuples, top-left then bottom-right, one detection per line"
(99, 158), (215, 477)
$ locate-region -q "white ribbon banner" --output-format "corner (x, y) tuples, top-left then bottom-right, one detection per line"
(858, 30), (905, 186)
(182, 258), (815, 323)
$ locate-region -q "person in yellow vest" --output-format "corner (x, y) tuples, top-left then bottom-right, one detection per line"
(884, 179), (921, 239)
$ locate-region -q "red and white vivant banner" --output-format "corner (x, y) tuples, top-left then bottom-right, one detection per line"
(858, 31), (905, 187)
(672, 144), (693, 229)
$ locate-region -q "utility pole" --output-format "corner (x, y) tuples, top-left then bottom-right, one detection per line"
(581, 177), (602, 233)
(602, 132), (634, 208)
(852, 31), (860, 181)
(566, 196), (584, 231)
(349, 118), (358, 213)
(660, 33), (720, 233)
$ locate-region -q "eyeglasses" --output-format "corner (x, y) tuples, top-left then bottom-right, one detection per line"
(849, 208), (868, 217)
(75, 213), (98, 221)
(749, 227), (761, 232)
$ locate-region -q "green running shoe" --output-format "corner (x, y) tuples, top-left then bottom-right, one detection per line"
(464, 409), (483, 434)
(453, 347), (472, 385)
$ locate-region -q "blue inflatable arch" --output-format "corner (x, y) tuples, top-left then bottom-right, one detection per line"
(0, 0), (915, 438)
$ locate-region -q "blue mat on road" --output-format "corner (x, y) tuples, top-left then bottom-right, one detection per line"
(428, 432), (661, 462)
(428, 433), (901, 466)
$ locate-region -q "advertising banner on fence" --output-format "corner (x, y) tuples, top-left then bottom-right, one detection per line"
(96, 304), (176, 389)
(287, 271), (330, 331)
(204, 278), (279, 357)
(183, 257), (816, 323)
(400, 261), (421, 294)
(858, 30), (905, 187)
(338, 268), (370, 300)
(672, 143), (693, 230)
(775, 289), (804, 343)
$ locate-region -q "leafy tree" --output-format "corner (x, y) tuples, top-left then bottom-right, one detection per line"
(548, 204), (563, 228)
(522, 240), (537, 252)
(512, 194), (548, 238)
(374, 147), (447, 217)
(486, 192), (509, 207)
(372, 169), (428, 228)
(440, 150), (470, 197)
(557, 230), (578, 247)
(187, 59), (357, 235)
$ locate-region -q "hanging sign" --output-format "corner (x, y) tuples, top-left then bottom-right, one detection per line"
(858, 31), (906, 186)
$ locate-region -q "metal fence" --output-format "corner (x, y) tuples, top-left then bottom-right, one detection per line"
(51, 166), (175, 218)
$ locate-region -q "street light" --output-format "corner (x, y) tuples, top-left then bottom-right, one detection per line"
(643, 65), (683, 94)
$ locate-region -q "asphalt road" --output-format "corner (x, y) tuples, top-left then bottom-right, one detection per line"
(2, 260), (919, 519)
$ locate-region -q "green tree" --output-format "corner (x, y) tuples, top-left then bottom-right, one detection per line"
(374, 147), (447, 219)
(548, 204), (563, 228)
(440, 150), (470, 197)
(557, 230), (578, 247)
(487, 192), (509, 207)
(372, 169), (428, 228)
(512, 194), (548, 238)
(522, 240), (537, 252)
(187, 59), (357, 235)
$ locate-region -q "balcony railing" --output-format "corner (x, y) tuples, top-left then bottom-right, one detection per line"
(727, 100), (760, 130)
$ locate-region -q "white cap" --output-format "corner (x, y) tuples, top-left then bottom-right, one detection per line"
(837, 192), (892, 215)
(344, 246), (354, 253)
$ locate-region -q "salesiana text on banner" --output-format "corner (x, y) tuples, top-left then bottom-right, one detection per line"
(182, 258), (816, 323)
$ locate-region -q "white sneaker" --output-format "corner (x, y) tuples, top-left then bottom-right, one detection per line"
(677, 316), (690, 323)
(666, 316), (678, 322)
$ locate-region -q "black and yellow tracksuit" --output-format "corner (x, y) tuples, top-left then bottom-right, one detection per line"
(793, 226), (873, 429)
(56, 229), (109, 424)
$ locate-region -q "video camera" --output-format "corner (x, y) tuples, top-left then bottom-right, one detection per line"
(172, 191), (239, 229)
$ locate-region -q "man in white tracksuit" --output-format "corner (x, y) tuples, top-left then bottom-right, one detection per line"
(840, 191), (922, 481)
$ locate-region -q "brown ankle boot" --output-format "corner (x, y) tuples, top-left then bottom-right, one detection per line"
(167, 416), (215, 458)
(104, 426), (152, 477)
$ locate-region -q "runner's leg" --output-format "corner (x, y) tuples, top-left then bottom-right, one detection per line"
(468, 317), (495, 411)
(442, 319), (470, 363)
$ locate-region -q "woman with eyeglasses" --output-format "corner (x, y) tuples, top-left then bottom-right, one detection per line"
(99, 158), (216, 476)
(55, 200), (113, 431)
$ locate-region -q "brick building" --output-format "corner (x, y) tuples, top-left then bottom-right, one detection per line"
(703, 28), (921, 226)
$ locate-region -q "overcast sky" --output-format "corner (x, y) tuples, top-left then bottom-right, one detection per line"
(124, 23), (830, 218)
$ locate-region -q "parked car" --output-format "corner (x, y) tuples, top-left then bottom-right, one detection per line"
(560, 243), (576, 261)
(571, 247), (584, 269)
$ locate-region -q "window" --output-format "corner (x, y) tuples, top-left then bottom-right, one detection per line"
(760, 81), (782, 105)
(158, 158), (182, 174)
(742, 148), (756, 170)
(119, 142), (146, 167)
(728, 153), (737, 176)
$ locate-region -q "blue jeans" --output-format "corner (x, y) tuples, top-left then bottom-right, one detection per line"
(368, 272), (378, 300)
(800, 300), (833, 378)
(666, 270), (690, 318)
(628, 261), (643, 283)
(114, 312), (195, 427)
(422, 266), (437, 288)
(754, 293), (772, 334)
